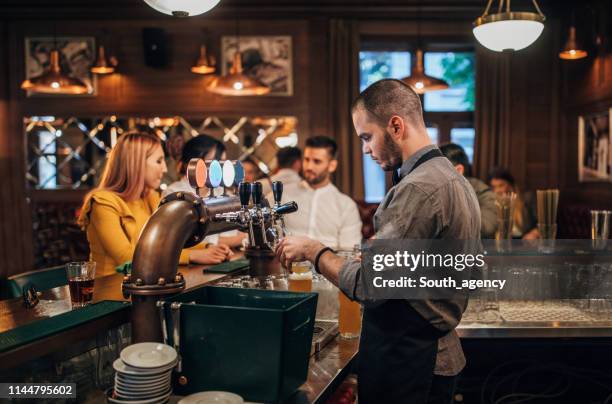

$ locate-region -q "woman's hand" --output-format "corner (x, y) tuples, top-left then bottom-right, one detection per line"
(189, 244), (233, 265)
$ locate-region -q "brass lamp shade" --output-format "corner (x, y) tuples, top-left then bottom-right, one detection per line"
(91, 45), (115, 74)
(191, 45), (216, 74)
(401, 49), (449, 94)
(207, 52), (270, 96)
(559, 26), (588, 60)
(21, 50), (89, 94)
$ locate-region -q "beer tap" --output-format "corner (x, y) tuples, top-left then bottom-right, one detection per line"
(239, 181), (257, 246)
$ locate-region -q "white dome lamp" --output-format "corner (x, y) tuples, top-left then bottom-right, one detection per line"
(473, 0), (546, 52)
(143, 0), (221, 17)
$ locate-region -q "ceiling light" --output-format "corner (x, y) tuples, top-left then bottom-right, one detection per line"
(143, 0), (220, 17)
(21, 50), (89, 95)
(191, 45), (216, 74)
(473, 0), (546, 52)
(401, 49), (449, 94)
(91, 45), (116, 74)
(559, 26), (587, 60)
(207, 52), (270, 96)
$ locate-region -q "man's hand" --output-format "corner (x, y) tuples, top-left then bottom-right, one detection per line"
(275, 236), (325, 269)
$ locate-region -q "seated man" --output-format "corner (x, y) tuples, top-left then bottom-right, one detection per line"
(263, 146), (302, 196)
(280, 136), (362, 251)
(440, 143), (498, 238)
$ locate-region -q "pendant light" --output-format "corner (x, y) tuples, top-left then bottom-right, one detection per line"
(402, 49), (449, 94)
(21, 49), (89, 95)
(91, 45), (116, 74)
(401, 3), (449, 94)
(191, 45), (216, 75)
(206, 51), (270, 96)
(206, 21), (270, 96)
(143, 0), (220, 17)
(559, 26), (587, 60)
(473, 0), (546, 52)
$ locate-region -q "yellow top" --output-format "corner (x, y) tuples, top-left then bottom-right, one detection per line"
(79, 190), (195, 277)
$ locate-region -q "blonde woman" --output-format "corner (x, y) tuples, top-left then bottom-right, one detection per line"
(78, 132), (231, 277)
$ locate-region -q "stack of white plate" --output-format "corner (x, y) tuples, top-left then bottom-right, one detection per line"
(107, 342), (178, 404)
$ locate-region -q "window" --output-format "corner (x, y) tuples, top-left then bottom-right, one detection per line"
(359, 44), (475, 202)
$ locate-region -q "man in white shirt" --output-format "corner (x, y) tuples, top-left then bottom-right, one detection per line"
(280, 136), (362, 251)
(263, 146), (302, 196)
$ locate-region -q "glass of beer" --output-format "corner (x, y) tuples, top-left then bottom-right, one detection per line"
(338, 291), (361, 339)
(288, 261), (313, 292)
(66, 261), (96, 307)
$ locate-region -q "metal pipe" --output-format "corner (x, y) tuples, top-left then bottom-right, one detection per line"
(127, 193), (241, 343)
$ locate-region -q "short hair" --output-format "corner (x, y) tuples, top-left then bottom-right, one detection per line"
(351, 78), (425, 128)
(305, 136), (337, 159)
(276, 147), (302, 168)
(440, 143), (472, 177)
(487, 167), (516, 187)
(181, 134), (225, 167)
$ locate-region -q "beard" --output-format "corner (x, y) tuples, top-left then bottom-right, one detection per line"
(378, 132), (403, 171)
(304, 170), (328, 186)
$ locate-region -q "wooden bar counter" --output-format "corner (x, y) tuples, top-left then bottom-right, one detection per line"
(0, 264), (359, 403)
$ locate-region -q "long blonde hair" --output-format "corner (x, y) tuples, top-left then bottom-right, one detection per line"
(79, 132), (162, 223)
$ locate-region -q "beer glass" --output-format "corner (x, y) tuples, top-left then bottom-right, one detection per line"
(338, 291), (361, 339)
(288, 261), (313, 292)
(66, 261), (96, 307)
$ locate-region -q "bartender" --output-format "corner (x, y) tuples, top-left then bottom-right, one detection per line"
(276, 79), (481, 403)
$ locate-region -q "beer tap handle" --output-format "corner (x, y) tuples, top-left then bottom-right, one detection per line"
(251, 182), (263, 207)
(273, 201), (298, 215)
(272, 181), (283, 206)
(238, 182), (251, 208)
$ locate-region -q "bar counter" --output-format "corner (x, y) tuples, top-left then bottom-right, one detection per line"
(3, 260), (612, 401)
(0, 265), (359, 403)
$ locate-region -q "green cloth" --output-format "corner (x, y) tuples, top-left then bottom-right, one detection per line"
(116, 261), (132, 274)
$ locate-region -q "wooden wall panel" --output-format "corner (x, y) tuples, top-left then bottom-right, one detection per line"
(559, 0), (612, 206)
(3, 17), (313, 275)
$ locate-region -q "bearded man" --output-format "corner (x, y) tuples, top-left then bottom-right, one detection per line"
(279, 135), (362, 251)
(276, 79), (481, 403)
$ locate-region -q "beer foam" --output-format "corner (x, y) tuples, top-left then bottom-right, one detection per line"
(289, 271), (313, 280)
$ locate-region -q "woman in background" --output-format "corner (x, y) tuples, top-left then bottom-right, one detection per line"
(487, 167), (540, 240)
(78, 132), (231, 277)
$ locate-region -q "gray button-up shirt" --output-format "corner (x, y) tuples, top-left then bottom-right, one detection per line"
(339, 144), (481, 376)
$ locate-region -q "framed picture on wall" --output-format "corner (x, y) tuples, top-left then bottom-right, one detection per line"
(24, 36), (97, 97)
(578, 109), (612, 182)
(221, 36), (293, 96)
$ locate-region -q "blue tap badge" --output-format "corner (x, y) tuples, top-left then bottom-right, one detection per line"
(207, 160), (223, 188)
(233, 161), (245, 186)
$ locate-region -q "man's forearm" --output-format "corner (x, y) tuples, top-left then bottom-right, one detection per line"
(317, 252), (345, 287)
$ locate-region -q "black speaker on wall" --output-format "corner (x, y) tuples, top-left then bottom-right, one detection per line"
(142, 27), (168, 68)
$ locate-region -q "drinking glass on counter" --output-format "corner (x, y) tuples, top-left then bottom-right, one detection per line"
(66, 261), (96, 307)
(338, 291), (362, 339)
(536, 189), (559, 253)
(591, 210), (611, 250)
(288, 261), (313, 292)
(495, 192), (516, 252)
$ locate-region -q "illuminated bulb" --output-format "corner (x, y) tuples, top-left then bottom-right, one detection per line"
(233, 82), (243, 90)
(51, 82), (60, 89)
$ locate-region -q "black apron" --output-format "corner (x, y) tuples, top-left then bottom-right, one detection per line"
(358, 149), (446, 404)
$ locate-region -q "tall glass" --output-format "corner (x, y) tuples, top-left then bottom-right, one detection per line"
(338, 291), (361, 339)
(495, 192), (516, 252)
(591, 210), (611, 250)
(66, 261), (96, 307)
